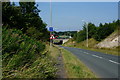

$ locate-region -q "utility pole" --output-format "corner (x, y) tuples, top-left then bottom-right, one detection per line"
(50, 0), (52, 47)
(86, 22), (88, 47)
(82, 20), (88, 47)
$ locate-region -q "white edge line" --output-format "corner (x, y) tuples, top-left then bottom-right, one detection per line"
(109, 60), (120, 64)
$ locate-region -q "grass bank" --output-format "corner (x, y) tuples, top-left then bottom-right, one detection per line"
(63, 38), (119, 56)
(59, 46), (96, 78)
(2, 28), (57, 78)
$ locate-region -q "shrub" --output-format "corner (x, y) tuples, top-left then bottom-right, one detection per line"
(2, 27), (56, 78)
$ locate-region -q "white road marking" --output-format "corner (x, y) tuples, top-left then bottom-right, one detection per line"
(92, 55), (103, 59)
(84, 52), (119, 65)
(84, 52), (89, 54)
(86, 53), (89, 54)
(109, 60), (120, 64)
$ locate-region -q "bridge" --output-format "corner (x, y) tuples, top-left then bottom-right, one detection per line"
(53, 39), (69, 45)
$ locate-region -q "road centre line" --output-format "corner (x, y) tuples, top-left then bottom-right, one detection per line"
(92, 54), (119, 64)
(109, 60), (120, 64)
(86, 53), (89, 54)
(92, 54), (103, 59)
(84, 52), (89, 54)
(83, 52), (119, 65)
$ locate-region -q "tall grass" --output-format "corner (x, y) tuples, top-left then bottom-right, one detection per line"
(2, 27), (56, 78)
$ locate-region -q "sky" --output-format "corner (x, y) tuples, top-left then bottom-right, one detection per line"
(37, 2), (118, 31)
(13, 2), (119, 31)
(10, 0), (120, 2)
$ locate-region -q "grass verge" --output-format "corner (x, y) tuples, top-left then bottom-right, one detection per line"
(73, 45), (118, 56)
(48, 44), (60, 60)
(59, 47), (96, 78)
(63, 38), (119, 56)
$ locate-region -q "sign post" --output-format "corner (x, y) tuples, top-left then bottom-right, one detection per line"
(49, 0), (53, 49)
(49, 27), (54, 47)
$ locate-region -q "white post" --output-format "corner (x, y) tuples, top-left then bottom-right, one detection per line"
(82, 20), (88, 47)
(86, 22), (88, 47)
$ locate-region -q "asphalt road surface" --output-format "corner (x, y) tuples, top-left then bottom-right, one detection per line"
(60, 46), (119, 78)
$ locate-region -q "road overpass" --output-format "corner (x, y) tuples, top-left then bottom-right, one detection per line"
(53, 39), (69, 45)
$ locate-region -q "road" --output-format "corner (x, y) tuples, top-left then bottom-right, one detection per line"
(60, 46), (119, 78)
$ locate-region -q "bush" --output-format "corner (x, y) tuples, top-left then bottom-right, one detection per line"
(2, 27), (56, 78)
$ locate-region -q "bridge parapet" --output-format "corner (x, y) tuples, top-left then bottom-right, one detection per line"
(53, 39), (69, 44)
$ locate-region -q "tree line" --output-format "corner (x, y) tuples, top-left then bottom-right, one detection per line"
(54, 31), (77, 37)
(73, 20), (120, 43)
(2, 1), (49, 41)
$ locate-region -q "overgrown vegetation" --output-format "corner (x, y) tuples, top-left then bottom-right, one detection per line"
(2, 1), (57, 78)
(73, 20), (120, 42)
(2, 27), (56, 78)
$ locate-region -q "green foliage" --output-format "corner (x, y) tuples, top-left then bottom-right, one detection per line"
(2, 2), (49, 41)
(74, 20), (120, 43)
(76, 30), (86, 43)
(2, 27), (44, 69)
(2, 2), (56, 78)
(93, 20), (119, 41)
(73, 33), (77, 40)
(87, 23), (97, 38)
(55, 31), (77, 37)
(2, 28), (56, 78)
(2, 2), (24, 29)
(26, 27), (43, 39)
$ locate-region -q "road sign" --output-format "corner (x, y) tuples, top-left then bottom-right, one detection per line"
(50, 34), (55, 39)
(49, 27), (54, 32)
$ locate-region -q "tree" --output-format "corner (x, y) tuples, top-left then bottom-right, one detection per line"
(19, 2), (41, 30)
(2, 2), (25, 29)
(76, 30), (86, 43)
(87, 23), (97, 38)
(2, 2), (11, 26)
(2, 2), (49, 41)
(73, 20), (119, 42)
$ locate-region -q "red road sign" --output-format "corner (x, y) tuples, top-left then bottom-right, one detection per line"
(50, 34), (55, 39)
